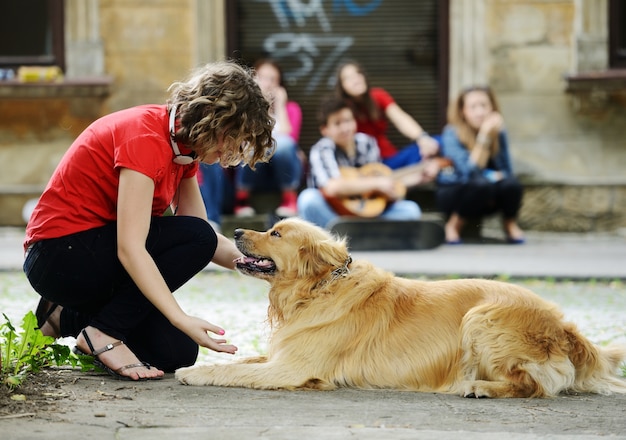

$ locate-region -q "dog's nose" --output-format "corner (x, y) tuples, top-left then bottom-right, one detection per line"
(234, 229), (244, 240)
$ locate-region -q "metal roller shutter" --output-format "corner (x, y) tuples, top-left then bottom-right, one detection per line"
(228, 0), (446, 154)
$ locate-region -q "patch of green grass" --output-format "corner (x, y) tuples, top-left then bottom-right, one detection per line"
(0, 312), (94, 391)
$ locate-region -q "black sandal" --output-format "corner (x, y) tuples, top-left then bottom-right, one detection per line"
(79, 328), (161, 381)
(35, 298), (60, 338)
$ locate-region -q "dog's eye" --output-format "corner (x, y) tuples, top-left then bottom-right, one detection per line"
(270, 230), (281, 237)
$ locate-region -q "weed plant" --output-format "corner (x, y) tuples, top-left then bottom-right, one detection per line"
(0, 312), (94, 391)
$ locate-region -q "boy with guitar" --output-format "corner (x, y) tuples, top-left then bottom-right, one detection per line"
(297, 96), (422, 229)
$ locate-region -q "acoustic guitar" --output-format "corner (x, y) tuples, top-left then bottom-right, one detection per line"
(322, 158), (453, 218)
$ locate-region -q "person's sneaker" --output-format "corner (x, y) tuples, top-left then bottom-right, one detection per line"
(234, 190), (255, 217)
(234, 205), (256, 217)
(275, 190), (298, 217)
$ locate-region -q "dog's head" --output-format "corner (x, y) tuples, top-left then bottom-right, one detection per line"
(233, 217), (351, 283)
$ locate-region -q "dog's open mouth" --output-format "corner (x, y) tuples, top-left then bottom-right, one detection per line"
(234, 254), (277, 275)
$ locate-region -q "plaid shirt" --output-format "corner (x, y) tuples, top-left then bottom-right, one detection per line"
(307, 133), (381, 189)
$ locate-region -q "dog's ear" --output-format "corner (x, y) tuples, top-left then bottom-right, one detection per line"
(296, 234), (350, 278)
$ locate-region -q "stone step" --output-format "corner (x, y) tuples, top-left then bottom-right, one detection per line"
(219, 211), (448, 240)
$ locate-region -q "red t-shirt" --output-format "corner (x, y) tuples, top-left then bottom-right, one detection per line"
(354, 87), (396, 159)
(24, 104), (198, 250)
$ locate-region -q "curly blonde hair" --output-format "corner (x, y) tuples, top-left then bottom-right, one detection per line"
(168, 60), (275, 167)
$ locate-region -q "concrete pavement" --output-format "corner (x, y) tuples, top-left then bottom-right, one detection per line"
(4, 371), (626, 440)
(3, 225), (625, 279)
(2, 225), (626, 439)
(355, 229), (626, 279)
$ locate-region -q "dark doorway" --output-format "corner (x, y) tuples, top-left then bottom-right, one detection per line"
(227, 0), (449, 153)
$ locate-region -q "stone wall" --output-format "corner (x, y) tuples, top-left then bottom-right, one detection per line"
(0, 0), (225, 226)
(0, 80), (111, 225)
(520, 183), (626, 232)
(448, 0), (626, 232)
(99, 0), (195, 110)
(451, 0), (626, 184)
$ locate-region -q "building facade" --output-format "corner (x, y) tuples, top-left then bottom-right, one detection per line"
(0, 0), (624, 231)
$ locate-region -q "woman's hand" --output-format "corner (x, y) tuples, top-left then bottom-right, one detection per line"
(268, 86), (292, 135)
(422, 158), (443, 181)
(371, 176), (402, 201)
(272, 86), (288, 109)
(179, 315), (239, 354)
(479, 112), (504, 138)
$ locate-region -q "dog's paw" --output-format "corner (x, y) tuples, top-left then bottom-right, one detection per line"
(175, 365), (215, 386)
(460, 380), (532, 398)
(460, 381), (492, 398)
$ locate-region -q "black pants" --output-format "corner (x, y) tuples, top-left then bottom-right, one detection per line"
(436, 176), (523, 220)
(23, 216), (217, 372)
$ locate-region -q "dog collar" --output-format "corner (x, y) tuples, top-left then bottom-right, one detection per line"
(329, 255), (352, 282)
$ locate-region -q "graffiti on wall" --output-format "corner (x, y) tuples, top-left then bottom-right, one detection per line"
(257, 0), (383, 94)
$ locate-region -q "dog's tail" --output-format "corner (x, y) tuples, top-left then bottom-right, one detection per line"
(567, 324), (626, 395)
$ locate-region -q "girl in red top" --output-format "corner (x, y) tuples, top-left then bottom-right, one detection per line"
(335, 61), (442, 184)
(24, 61), (274, 380)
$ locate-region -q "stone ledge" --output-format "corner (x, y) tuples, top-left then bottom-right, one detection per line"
(564, 69), (626, 93)
(519, 184), (626, 233)
(0, 184), (45, 195)
(2, 182), (625, 233)
(519, 176), (626, 186)
(0, 76), (113, 98)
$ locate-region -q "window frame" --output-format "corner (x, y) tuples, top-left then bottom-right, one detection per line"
(0, 0), (65, 71)
(609, 0), (625, 68)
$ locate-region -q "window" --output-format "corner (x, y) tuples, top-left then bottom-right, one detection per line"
(0, 0), (65, 71)
(609, 0), (626, 68)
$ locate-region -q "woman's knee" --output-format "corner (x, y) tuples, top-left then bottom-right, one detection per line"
(297, 188), (322, 210)
(273, 134), (297, 154)
(270, 137), (301, 171)
(435, 186), (459, 213)
(461, 181), (494, 207)
(149, 216), (217, 272)
(177, 216), (216, 257)
(499, 177), (523, 197)
(190, 216), (217, 243)
(297, 189), (334, 227)
(128, 322), (199, 373)
(161, 338), (199, 372)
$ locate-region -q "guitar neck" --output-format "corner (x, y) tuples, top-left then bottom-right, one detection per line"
(390, 162), (427, 181)
(389, 157), (453, 188)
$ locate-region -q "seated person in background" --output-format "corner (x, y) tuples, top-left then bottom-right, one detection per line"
(335, 60), (442, 184)
(197, 162), (231, 233)
(297, 96), (422, 229)
(436, 85), (525, 245)
(235, 59), (303, 217)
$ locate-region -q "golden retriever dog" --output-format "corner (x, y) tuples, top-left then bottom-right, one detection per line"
(176, 218), (626, 398)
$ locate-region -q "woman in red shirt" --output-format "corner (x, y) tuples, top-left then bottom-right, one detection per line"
(335, 61), (442, 184)
(24, 61), (274, 380)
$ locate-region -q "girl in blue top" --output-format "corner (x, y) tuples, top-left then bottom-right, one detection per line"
(437, 85), (525, 244)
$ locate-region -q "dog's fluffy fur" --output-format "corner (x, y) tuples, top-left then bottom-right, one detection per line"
(176, 218), (626, 398)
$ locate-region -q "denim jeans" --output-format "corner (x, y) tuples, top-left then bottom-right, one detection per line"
(382, 142), (422, 169)
(237, 134), (303, 192)
(23, 216), (217, 371)
(199, 163), (230, 225)
(296, 188), (422, 229)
